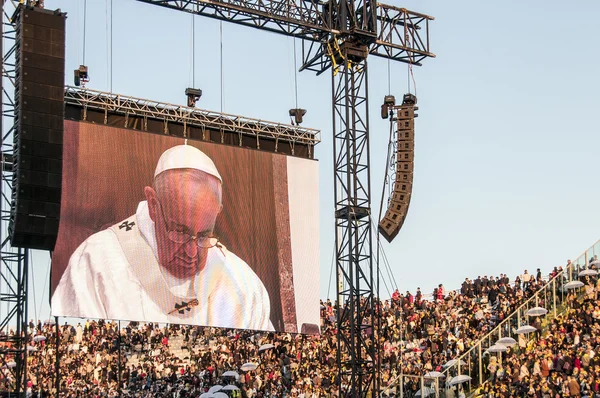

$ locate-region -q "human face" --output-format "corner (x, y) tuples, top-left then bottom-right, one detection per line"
(145, 172), (222, 279)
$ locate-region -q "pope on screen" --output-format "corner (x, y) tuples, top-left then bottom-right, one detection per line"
(52, 145), (273, 331)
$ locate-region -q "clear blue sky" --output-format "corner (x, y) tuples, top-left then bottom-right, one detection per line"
(22, 0), (600, 322)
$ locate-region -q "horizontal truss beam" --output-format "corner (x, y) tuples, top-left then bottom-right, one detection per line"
(135, 0), (434, 69)
(64, 87), (321, 148)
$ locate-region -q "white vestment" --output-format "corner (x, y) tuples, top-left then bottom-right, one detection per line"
(52, 201), (272, 331)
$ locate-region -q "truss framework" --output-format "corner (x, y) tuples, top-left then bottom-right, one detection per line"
(136, 0), (433, 75)
(64, 87), (321, 152)
(333, 57), (377, 396)
(0, 0), (29, 394)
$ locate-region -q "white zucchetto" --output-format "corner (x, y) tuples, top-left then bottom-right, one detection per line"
(154, 145), (222, 183)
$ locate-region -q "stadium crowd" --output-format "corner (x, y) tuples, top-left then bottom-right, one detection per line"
(1, 262), (592, 398)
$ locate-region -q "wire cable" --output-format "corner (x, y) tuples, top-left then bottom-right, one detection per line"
(327, 246), (335, 300)
(83, 0), (87, 65)
(30, 250), (37, 322)
(38, 254), (51, 323)
(193, 15), (195, 87)
(220, 21), (224, 113)
(110, 0), (113, 92)
(293, 38), (298, 109)
(105, 0), (110, 91)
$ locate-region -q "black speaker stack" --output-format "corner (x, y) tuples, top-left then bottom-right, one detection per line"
(378, 94), (417, 243)
(9, 5), (66, 250)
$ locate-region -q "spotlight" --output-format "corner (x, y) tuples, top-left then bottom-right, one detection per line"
(73, 65), (89, 87)
(185, 88), (203, 107)
(381, 95), (395, 119)
(289, 108), (307, 125)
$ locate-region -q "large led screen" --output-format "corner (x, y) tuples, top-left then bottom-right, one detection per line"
(51, 120), (320, 333)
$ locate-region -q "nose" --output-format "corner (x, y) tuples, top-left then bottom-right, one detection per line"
(183, 240), (199, 258)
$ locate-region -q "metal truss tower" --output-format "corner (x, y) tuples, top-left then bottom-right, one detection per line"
(0, 0), (29, 394)
(136, 1), (434, 396)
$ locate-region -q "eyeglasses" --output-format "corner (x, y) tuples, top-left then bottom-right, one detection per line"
(155, 197), (219, 249)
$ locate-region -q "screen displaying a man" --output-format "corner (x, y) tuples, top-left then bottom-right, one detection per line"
(51, 145), (273, 331)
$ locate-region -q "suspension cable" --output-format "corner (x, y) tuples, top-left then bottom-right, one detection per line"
(38, 255), (51, 324)
(327, 246), (335, 300)
(293, 38), (298, 109)
(82, 0), (87, 65)
(220, 21), (224, 113)
(105, 0), (109, 91)
(110, 0), (113, 92)
(30, 250), (37, 322)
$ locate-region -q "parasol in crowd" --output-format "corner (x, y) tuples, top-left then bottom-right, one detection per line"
(240, 362), (258, 372)
(516, 325), (537, 334)
(258, 343), (275, 352)
(487, 344), (509, 353)
(448, 375), (471, 386)
(579, 269), (598, 277)
(208, 385), (223, 394)
(222, 385), (240, 391)
(222, 370), (239, 378)
(414, 386), (435, 397)
(565, 280), (584, 289)
(526, 307), (548, 317)
(496, 337), (517, 346)
(424, 371), (445, 378)
(33, 335), (46, 343)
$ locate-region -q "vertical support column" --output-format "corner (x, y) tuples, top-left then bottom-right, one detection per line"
(333, 55), (376, 398)
(552, 279), (557, 318)
(478, 343), (482, 385)
(0, 2), (29, 394)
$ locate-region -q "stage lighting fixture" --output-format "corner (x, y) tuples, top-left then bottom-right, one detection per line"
(185, 87), (203, 107)
(381, 95), (395, 119)
(289, 108), (307, 125)
(73, 65), (89, 87)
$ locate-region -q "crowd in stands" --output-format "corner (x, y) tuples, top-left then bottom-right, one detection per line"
(474, 266), (600, 398)
(1, 261), (594, 398)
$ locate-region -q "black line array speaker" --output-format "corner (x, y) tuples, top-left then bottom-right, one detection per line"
(9, 5), (66, 250)
(378, 94), (417, 243)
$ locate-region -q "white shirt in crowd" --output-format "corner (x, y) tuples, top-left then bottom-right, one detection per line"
(52, 201), (273, 331)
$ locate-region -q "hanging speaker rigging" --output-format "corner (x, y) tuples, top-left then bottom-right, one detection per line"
(378, 93), (417, 242)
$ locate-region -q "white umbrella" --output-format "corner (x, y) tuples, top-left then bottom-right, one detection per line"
(33, 335), (46, 343)
(579, 269), (598, 276)
(565, 281), (585, 289)
(6, 361), (16, 368)
(487, 344), (509, 353)
(213, 393), (229, 398)
(415, 386), (435, 397)
(221, 385), (240, 391)
(590, 260), (600, 266)
(424, 371), (445, 378)
(240, 362), (258, 372)
(443, 359), (465, 368)
(199, 394), (213, 398)
(516, 325), (537, 334)
(43, 319), (56, 325)
(208, 385), (223, 394)
(258, 343), (275, 352)
(448, 375), (471, 386)
(222, 370), (239, 378)
(496, 337), (517, 346)
(26, 345), (38, 352)
(526, 307), (548, 317)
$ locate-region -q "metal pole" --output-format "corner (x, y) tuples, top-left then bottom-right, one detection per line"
(478, 343), (482, 385)
(553, 279), (557, 317)
(118, 320), (122, 397)
(55, 316), (59, 396)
